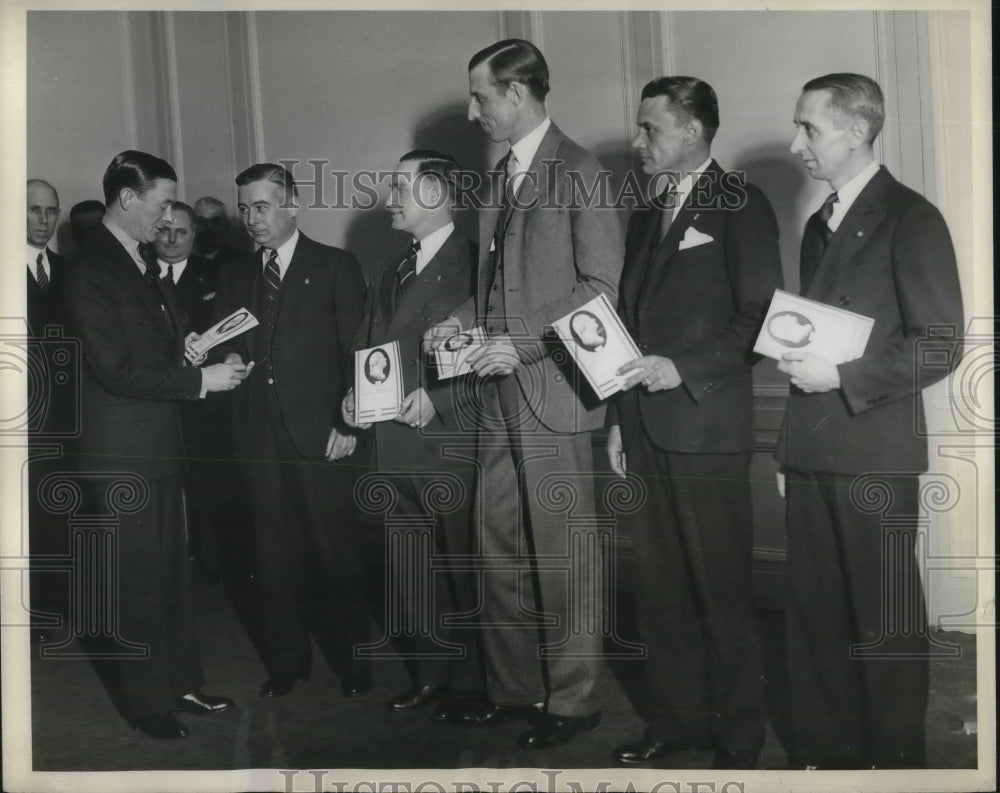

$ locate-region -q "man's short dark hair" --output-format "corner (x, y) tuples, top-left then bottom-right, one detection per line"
(70, 199), (105, 221)
(641, 77), (720, 144)
(102, 150), (176, 206)
(169, 201), (195, 224)
(235, 163), (298, 201)
(802, 73), (885, 143)
(399, 149), (461, 203)
(469, 38), (549, 102)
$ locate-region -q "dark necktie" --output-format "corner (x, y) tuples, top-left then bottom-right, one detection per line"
(395, 240), (420, 301)
(818, 191), (839, 246)
(35, 252), (49, 291)
(657, 186), (678, 243)
(164, 262), (174, 284)
(144, 258), (176, 333)
(263, 249), (281, 301)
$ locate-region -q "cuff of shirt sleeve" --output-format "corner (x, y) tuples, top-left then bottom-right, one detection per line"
(199, 370), (208, 399)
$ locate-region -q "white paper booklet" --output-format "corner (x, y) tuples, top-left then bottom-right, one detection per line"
(354, 340), (404, 423)
(433, 326), (488, 379)
(551, 293), (642, 400)
(185, 307), (259, 364)
(754, 289), (874, 364)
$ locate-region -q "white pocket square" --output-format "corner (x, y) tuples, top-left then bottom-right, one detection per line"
(202, 291), (217, 301)
(678, 227), (714, 250)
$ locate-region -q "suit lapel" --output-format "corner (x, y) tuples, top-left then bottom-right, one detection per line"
(390, 233), (464, 335)
(805, 167), (892, 299)
(100, 228), (177, 344)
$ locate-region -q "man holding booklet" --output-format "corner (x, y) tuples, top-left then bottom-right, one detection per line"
(606, 77), (783, 770)
(343, 150), (482, 720)
(776, 73), (964, 769)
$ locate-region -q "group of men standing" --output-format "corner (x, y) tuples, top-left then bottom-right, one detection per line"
(27, 36), (962, 771)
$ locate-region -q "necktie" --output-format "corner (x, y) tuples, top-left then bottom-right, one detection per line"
(144, 259), (176, 333)
(658, 186), (678, 243)
(395, 241), (420, 302)
(818, 191), (839, 245)
(164, 262), (174, 284)
(35, 252), (49, 291)
(263, 249), (281, 301)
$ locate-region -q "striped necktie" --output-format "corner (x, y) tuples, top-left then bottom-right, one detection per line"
(263, 249), (281, 300)
(395, 240), (420, 299)
(818, 191), (839, 246)
(35, 252), (49, 291)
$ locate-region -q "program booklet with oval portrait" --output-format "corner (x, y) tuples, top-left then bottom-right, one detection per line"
(354, 340), (404, 423)
(754, 288), (874, 364)
(551, 292), (642, 400)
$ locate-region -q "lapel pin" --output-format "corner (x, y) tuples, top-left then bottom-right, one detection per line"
(856, 231), (864, 237)
(692, 213), (700, 221)
(304, 277), (310, 284)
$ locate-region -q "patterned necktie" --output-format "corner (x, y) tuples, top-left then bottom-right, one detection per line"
(818, 191), (839, 245)
(35, 252), (49, 291)
(263, 249), (281, 300)
(504, 151), (519, 201)
(395, 240), (420, 300)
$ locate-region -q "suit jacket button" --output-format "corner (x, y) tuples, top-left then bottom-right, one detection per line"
(838, 296), (851, 306)
(268, 377), (274, 385)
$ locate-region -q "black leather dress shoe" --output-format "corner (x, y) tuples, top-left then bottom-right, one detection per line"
(518, 711), (600, 749)
(612, 738), (673, 764)
(128, 714), (189, 739)
(172, 691), (235, 716)
(447, 702), (541, 726)
(340, 672), (373, 697)
(711, 750), (759, 770)
(386, 684), (441, 711)
(260, 671), (309, 697)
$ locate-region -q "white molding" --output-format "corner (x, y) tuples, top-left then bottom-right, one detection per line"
(872, 10), (896, 174)
(618, 12), (636, 161)
(494, 10), (506, 40)
(162, 12), (184, 198)
(220, 12), (238, 185)
(118, 12), (138, 149)
(659, 10), (675, 76)
(528, 10), (544, 50)
(245, 11), (265, 164)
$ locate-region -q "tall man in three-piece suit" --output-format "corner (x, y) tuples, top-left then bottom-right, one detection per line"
(777, 73), (964, 769)
(606, 77), (784, 770)
(427, 39), (625, 749)
(214, 163), (371, 699)
(344, 150), (482, 719)
(63, 151), (243, 739)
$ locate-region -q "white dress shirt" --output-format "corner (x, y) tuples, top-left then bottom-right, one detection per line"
(158, 258), (188, 284)
(508, 116), (552, 195)
(668, 157), (714, 221)
(27, 244), (50, 282)
(414, 222), (454, 276)
(262, 228), (300, 280)
(827, 160), (880, 233)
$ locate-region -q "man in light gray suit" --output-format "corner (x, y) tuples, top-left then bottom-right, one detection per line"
(427, 38), (624, 750)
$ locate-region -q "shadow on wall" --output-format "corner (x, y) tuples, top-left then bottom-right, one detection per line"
(732, 142), (811, 294)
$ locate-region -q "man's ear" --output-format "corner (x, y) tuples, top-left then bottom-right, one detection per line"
(847, 118), (871, 149)
(683, 117), (704, 146)
(286, 192), (299, 218)
(118, 188), (134, 212)
(506, 80), (528, 106)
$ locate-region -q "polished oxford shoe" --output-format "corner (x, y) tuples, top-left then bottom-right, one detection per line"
(340, 673), (373, 698)
(386, 684), (441, 711)
(128, 714), (189, 739)
(172, 691), (235, 716)
(612, 738), (673, 764)
(711, 750), (759, 770)
(518, 711), (600, 749)
(447, 702), (541, 726)
(259, 671), (309, 697)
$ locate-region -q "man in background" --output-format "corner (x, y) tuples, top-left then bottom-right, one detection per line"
(194, 196), (240, 267)
(69, 199), (105, 253)
(777, 73), (963, 769)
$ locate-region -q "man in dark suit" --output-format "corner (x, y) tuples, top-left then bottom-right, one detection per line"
(776, 73), (963, 769)
(213, 163), (371, 699)
(606, 77), (784, 770)
(62, 150), (245, 739)
(26, 178), (70, 641)
(427, 39), (625, 749)
(154, 200), (234, 579)
(343, 150), (481, 719)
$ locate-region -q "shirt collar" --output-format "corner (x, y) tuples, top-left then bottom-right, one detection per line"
(670, 157), (714, 216)
(509, 117), (552, 172)
(263, 228), (300, 279)
(832, 160), (880, 217)
(158, 257), (188, 281)
(102, 218), (146, 272)
(414, 222), (454, 274)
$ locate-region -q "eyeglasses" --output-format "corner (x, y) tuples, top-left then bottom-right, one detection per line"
(28, 207), (61, 219)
